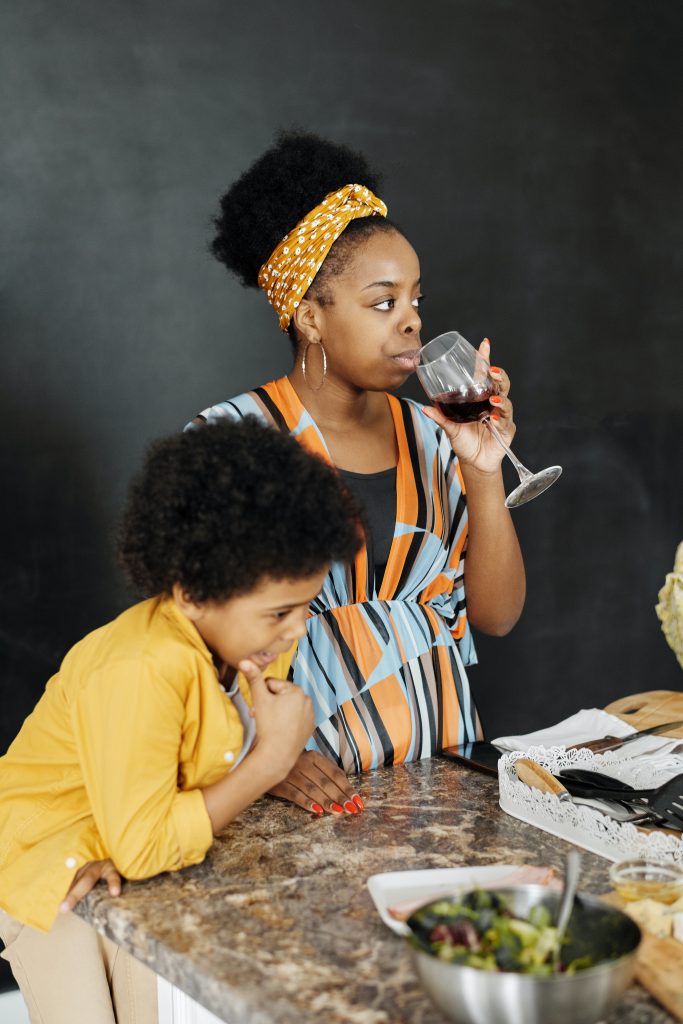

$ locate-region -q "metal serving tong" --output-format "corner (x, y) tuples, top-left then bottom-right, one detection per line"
(556, 767), (683, 830)
(514, 759), (683, 830)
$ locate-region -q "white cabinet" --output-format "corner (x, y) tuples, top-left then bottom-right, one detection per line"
(157, 976), (229, 1024)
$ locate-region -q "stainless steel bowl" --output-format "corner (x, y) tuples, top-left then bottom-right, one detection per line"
(407, 885), (641, 1024)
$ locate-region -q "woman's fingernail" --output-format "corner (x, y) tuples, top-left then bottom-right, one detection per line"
(330, 803), (344, 814)
(353, 794), (365, 811)
(59, 901), (70, 913)
(111, 886), (120, 896)
(490, 366), (501, 375)
(491, 413), (501, 421)
(344, 801), (359, 814)
(490, 395), (502, 405)
(311, 803), (324, 815)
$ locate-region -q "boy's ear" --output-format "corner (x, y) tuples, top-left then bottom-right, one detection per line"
(172, 582), (203, 621)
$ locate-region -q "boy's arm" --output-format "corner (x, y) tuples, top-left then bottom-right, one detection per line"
(72, 658), (314, 879)
(60, 859), (121, 913)
(72, 658), (214, 879)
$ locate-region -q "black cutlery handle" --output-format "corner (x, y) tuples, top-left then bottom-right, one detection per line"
(555, 776), (654, 802)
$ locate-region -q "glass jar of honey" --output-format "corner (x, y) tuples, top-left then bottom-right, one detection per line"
(609, 859), (683, 904)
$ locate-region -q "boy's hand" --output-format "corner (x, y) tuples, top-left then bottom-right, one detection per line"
(268, 750), (365, 815)
(59, 859), (121, 913)
(239, 660), (315, 780)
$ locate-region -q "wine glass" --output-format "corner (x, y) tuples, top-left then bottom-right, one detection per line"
(416, 332), (562, 508)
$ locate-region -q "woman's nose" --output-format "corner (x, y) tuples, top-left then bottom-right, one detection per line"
(401, 302), (422, 336)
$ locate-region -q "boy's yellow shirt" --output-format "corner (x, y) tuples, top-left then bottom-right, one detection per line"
(0, 596), (295, 932)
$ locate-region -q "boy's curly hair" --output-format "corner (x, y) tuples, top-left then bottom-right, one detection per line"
(118, 417), (362, 602)
(210, 130), (401, 344)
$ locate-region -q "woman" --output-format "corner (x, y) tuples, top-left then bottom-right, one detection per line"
(192, 131), (526, 781)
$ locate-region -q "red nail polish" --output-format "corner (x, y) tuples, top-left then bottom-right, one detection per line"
(330, 803), (344, 814)
(491, 413), (501, 421)
(344, 801), (358, 814)
(490, 395), (502, 405)
(490, 366), (501, 374)
(311, 803), (324, 815)
(353, 794), (365, 811)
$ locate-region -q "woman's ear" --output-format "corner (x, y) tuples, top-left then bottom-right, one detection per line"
(291, 298), (323, 346)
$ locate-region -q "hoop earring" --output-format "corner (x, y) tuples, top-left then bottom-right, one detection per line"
(301, 341), (327, 391)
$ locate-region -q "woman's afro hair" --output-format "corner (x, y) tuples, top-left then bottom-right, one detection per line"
(211, 130), (399, 293)
(118, 417), (362, 603)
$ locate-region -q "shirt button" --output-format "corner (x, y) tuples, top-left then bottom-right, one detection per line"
(65, 857), (77, 869)
(223, 751), (235, 764)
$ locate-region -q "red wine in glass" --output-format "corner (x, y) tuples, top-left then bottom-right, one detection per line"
(433, 385), (497, 423)
(416, 331), (562, 507)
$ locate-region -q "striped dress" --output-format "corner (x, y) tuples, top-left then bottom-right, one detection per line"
(193, 376), (481, 773)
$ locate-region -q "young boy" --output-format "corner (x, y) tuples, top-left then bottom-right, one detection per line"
(0, 417), (361, 1024)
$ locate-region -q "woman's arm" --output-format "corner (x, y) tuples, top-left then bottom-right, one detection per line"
(456, 462), (526, 635)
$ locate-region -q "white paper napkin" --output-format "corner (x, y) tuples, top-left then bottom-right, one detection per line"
(491, 708), (634, 753)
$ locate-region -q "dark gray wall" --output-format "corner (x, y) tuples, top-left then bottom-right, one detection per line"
(2, 0), (682, 756)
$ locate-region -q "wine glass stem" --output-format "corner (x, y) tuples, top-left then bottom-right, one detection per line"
(484, 417), (532, 482)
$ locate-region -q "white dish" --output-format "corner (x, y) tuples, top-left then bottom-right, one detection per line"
(367, 863), (520, 936)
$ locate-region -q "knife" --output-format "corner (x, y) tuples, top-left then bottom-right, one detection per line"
(567, 720), (683, 754)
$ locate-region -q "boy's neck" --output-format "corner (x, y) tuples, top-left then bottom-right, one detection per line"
(214, 656), (234, 686)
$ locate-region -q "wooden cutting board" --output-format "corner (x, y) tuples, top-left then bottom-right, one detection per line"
(601, 891), (683, 1021)
(603, 691), (683, 738)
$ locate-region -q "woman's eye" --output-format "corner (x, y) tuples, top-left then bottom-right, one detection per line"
(412, 294), (425, 308)
(373, 298), (395, 311)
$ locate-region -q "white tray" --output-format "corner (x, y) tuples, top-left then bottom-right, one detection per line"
(367, 864), (521, 935)
(498, 747), (683, 866)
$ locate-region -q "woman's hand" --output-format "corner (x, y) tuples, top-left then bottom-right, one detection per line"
(422, 339), (515, 475)
(59, 859), (122, 914)
(268, 750), (365, 816)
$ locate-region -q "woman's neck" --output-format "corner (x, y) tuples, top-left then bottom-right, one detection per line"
(288, 367), (380, 432)
(287, 367), (397, 472)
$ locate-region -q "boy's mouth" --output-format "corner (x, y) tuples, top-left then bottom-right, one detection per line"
(251, 650), (276, 669)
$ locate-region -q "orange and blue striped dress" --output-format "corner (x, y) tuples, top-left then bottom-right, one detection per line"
(193, 376), (481, 772)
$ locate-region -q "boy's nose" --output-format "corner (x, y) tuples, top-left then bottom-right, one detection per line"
(282, 614), (307, 642)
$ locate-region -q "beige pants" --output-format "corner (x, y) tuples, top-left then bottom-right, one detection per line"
(0, 907), (157, 1024)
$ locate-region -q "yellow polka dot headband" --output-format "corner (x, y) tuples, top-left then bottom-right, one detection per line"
(257, 183), (388, 331)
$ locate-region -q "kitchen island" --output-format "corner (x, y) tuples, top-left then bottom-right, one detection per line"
(77, 757), (674, 1023)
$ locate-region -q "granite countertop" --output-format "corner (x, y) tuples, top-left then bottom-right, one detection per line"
(78, 759), (674, 1023)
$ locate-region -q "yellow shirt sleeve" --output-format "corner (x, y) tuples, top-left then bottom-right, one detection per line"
(71, 657), (213, 879)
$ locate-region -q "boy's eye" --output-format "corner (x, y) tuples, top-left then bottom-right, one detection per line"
(272, 610), (290, 620)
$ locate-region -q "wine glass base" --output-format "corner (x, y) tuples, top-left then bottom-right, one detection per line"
(505, 466), (563, 508)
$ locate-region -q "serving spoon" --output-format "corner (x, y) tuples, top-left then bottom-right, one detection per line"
(555, 849), (581, 967)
